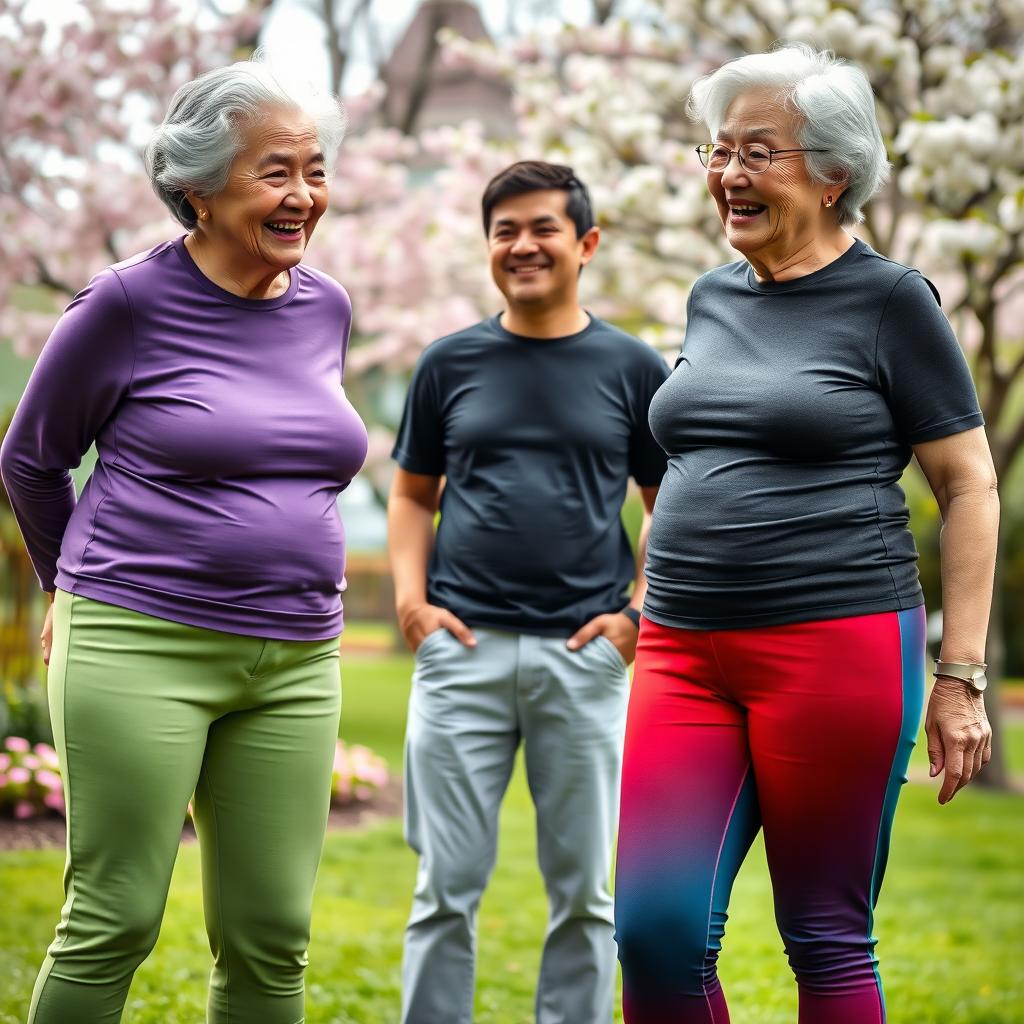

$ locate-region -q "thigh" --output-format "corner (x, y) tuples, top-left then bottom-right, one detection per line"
(521, 634), (629, 889)
(735, 609), (926, 943)
(404, 630), (519, 862)
(193, 635), (342, 936)
(615, 619), (759, 972)
(49, 592), (220, 907)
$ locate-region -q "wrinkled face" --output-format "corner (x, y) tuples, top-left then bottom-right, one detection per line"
(487, 190), (597, 310)
(197, 105), (328, 275)
(707, 87), (829, 264)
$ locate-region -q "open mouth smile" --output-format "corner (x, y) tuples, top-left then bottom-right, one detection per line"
(727, 201), (767, 224)
(265, 220), (306, 240)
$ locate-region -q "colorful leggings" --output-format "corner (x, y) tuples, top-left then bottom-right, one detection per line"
(29, 591), (341, 1024)
(614, 608), (925, 1024)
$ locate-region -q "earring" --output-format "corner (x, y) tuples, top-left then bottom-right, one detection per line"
(198, 209), (208, 221)
(825, 196), (834, 208)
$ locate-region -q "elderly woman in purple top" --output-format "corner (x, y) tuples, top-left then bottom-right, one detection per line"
(0, 60), (367, 1023)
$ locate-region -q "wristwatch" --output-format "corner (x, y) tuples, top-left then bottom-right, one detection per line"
(933, 661), (988, 694)
(620, 606), (641, 629)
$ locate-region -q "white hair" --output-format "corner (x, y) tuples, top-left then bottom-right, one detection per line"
(146, 57), (347, 228)
(688, 43), (890, 226)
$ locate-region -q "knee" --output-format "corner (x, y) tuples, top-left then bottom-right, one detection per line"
(414, 850), (493, 917)
(786, 935), (879, 994)
(615, 899), (719, 993)
(52, 896), (164, 974)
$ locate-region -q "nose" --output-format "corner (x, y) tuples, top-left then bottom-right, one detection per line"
(510, 233), (538, 255)
(284, 176), (314, 210)
(719, 156), (751, 191)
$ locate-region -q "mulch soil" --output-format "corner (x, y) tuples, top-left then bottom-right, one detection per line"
(0, 778), (403, 852)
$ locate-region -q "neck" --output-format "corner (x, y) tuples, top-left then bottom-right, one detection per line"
(747, 228), (855, 283)
(184, 233), (291, 300)
(500, 303), (590, 339)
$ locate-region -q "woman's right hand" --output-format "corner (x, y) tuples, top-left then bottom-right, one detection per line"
(398, 602), (476, 652)
(41, 594), (55, 666)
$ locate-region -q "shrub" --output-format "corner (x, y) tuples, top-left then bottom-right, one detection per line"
(0, 736), (64, 819)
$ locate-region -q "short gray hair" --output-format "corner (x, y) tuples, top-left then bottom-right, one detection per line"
(688, 44), (889, 227)
(146, 58), (347, 228)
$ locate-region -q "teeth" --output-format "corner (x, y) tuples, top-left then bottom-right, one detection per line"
(268, 222), (303, 231)
(731, 206), (762, 215)
(512, 266), (544, 272)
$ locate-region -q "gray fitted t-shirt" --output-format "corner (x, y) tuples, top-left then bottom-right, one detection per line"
(392, 314), (669, 635)
(644, 239), (983, 630)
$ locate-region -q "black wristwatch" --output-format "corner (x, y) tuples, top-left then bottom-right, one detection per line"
(933, 661), (988, 695)
(620, 606), (641, 629)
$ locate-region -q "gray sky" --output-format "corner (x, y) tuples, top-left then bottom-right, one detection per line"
(261, 0), (604, 95)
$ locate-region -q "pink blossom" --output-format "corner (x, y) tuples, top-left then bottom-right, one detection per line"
(0, 754), (10, 771)
(0, 773), (8, 787)
(44, 792), (67, 816)
(21, 754), (40, 770)
(36, 770), (63, 792)
(4, 737), (30, 753)
(15, 801), (36, 820)
(8, 767), (31, 785)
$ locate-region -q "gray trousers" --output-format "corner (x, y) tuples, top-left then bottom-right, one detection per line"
(401, 627), (629, 1024)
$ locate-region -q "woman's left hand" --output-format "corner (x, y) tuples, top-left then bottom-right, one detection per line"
(925, 677), (992, 804)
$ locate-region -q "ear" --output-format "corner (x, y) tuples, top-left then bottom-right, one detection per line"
(185, 191), (207, 223)
(823, 172), (850, 207)
(578, 225), (601, 267)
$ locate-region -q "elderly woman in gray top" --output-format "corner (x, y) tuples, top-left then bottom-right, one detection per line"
(4, 60), (366, 1023)
(613, 45), (998, 1023)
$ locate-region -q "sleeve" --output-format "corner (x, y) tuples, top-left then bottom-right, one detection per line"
(390, 347), (446, 476)
(628, 343), (672, 486)
(875, 271), (984, 445)
(0, 269), (134, 591)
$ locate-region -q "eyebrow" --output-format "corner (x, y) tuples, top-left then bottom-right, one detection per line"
(492, 214), (561, 230)
(716, 126), (778, 142)
(257, 151), (326, 168)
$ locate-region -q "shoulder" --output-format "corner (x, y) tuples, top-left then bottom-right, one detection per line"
(586, 318), (669, 373)
(296, 263), (352, 312)
(689, 260), (747, 302)
(418, 318), (495, 366)
(107, 238), (178, 289)
(849, 243), (940, 304)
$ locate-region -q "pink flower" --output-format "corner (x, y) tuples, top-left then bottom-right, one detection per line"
(43, 792), (66, 815)
(0, 773), (8, 787)
(4, 736), (30, 753)
(0, 754), (9, 770)
(36, 769), (62, 791)
(14, 801), (35, 819)
(21, 754), (40, 770)
(8, 766), (31, 785)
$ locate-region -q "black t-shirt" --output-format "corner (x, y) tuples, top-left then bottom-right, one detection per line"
(645, 239), (984, 630)
(392, 314), (670, 635)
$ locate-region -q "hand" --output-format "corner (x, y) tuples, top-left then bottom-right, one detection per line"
(41, 596), (55, 667)
(925, 676), (992, 804)
(566, 611), (640, 665)
(398, 602), (476, 652)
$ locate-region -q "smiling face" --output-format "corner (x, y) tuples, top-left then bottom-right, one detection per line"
(190, 105), (328, 279)
(487, 189), (599, 312)
(707, 87), (838, 270)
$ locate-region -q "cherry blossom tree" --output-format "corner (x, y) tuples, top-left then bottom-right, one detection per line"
(0, 0), (260, 355)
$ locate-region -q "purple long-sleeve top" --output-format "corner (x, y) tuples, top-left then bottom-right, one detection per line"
(0, 237), (369, 640)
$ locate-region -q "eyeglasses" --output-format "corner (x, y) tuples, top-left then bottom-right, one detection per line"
(695, 143), (829, 174)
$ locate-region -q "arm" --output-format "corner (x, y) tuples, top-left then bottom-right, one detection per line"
(0, 270), (132, 594)
(913, 427), (999, 804)
(387, 467), (475, 651)
(567, 484), (659, 663)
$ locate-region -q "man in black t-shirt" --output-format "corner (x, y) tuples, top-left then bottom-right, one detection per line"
(388, 162), (669, 1024)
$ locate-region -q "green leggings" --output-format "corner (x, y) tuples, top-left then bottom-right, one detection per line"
(29, 590), (342, 1024)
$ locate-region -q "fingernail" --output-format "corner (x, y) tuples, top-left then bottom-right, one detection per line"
(566, 640), (578, 650)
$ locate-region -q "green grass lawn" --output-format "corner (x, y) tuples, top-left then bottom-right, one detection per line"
(1, 651), (1022, 1023)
